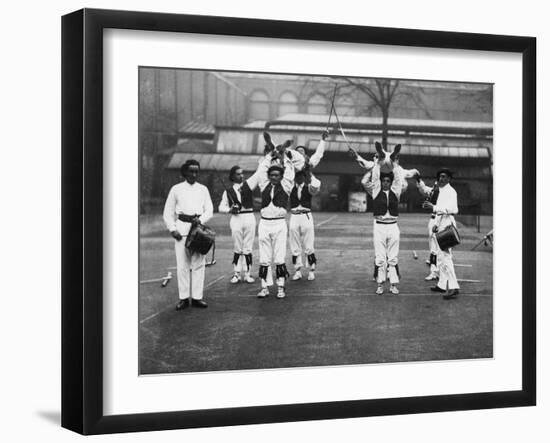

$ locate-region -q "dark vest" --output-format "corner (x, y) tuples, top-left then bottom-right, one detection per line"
(227, 182), (253, 209)
(289, 184), (312, 209)
(429, 184), (440, 204)
(373, 190), (399, 216)
(261, 183), (288, 209)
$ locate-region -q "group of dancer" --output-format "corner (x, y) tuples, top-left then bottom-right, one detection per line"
(162, 131), (461, 310)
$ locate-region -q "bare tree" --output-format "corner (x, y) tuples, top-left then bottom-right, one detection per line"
(298, 77), (433, 150)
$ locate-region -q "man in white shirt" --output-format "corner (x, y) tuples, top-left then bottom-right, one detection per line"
(421, 168), (460, 299)
(363, 166), (406, 295)
(252, 148), (296, 299)
(289, 132), (326, 281)
(163, 160), (214, 310)
(218, 165), (257, 284)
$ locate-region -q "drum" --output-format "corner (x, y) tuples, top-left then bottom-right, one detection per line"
(185, 223), (216, 255)
(436, 224), (461, 250)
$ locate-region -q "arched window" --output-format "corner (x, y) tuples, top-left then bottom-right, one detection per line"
(335, 95), (356, 117)
(278, 91), (299, 117)
(249, 90), (270, 121)
(306, 93), (328, 114)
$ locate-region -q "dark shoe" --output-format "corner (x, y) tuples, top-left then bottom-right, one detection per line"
(191, 299), (208, 308)
(175, 299), (190, 311)
(443, 289), (459, 300)
(430, 286), (446, 293)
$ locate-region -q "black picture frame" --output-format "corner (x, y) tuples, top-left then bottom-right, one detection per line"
(61, 8), (536, 435)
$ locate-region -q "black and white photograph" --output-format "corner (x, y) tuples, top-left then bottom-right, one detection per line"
(138, 68), (494, 375)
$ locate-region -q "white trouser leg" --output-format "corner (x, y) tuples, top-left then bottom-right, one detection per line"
(273, 220), (288, 287)
(373, 222), (387, 284)
(190, 251), (206, 300)
(230, 215), (244, 273)
(437, 248), (460, 290)
(289, 214), (302, 269)
(241, 213), (256, 254)
(301, 213), (315, 256)
(174, 240), (206, 300)
(386, 223), (400, 284)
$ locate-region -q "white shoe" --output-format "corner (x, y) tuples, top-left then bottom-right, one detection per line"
(243, 274), (255, 284)
(257, 288), (269, 298)
(230, 274), (240, 284)
(277, 287), (286, 299)
(291, 271), (302, 281)
(390, 285), (399, 295)
(424, 273), (439, 281)
(375, 285), (384, 295)
(425, 259), (431, 265)
(307, 272), (315, 281)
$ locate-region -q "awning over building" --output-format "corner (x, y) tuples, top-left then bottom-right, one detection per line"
(167, 153), (263, 171)
(312, 141), (492, 159)
(267, 113), (493, 136)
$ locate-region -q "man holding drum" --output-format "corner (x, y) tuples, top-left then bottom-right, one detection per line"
(163, 159), (214, 310)
(420, 168), (460, 299)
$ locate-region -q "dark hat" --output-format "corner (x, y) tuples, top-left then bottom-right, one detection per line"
(436, 168), (453, 178)
(267, 164), (284, 175)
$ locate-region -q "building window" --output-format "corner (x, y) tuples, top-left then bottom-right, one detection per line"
(249, 89), (270, 121)
(306, 93), (328, 114)
(278, 91), (299, 117)
(335, 95), (356, 117)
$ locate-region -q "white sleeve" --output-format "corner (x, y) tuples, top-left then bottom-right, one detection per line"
(218, 190), (231, 213)
(356, 153), (375, 170)
(361, 171), (376, 196)
(162, 186), (178, 232)
(247, 155), (271, 190)
(308, 173), (321, 195)
(391, 167), (406, 199)
(199, 187), (214, 224)
(281, 157), (296, 194)
(417, 179), (433, 197)
(288, 149), (305, 172)
(309, 140), (326, 168)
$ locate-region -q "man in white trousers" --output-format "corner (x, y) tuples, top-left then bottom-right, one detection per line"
(363, 167), (406, 295)
(421, 168), (460, 299)
(218, 165), (257, 284)
(416, 173), (441, 281)
(289, 169), (321, 281)
(163, 159), (214, 310)
(254, 153), (296, 299)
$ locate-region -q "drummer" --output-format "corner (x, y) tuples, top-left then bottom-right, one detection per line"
(163, 159), (214, 310)
(420, 168), (460, 299)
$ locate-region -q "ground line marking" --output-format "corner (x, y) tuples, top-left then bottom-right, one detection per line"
(316, 214), (338, 228)
(140, 274), (229, 324)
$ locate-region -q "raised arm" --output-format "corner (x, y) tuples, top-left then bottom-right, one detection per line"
(246, 154), (271, 190)
(361, 171), (378, 197)
(309, 140), (326, 168)
(163, 186), (178, 232)
(417, 178), (433, 197)
(391, 166), (406, 199)
(355, 152), (376, 170)
(281, 156), (296, 194)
